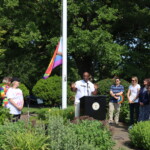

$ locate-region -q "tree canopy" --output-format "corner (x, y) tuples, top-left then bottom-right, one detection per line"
(0, 0), (149, 88)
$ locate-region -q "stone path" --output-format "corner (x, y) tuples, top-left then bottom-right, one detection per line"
(110, 122), (137, 150)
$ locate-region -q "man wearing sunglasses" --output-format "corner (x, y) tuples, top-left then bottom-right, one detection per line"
(109, 77), (124, 125)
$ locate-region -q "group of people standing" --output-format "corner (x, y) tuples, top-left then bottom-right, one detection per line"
(109, 77), (150, 128)
(71, 72), (150, 128)
(0, 77), (24, 122)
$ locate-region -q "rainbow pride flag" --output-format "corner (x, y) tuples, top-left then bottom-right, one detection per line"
(43, 38), (62, 79)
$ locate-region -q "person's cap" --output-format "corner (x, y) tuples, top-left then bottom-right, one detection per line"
(11, 77), (20, 82)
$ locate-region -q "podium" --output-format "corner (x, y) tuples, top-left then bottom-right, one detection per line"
(80, 95), (106, 120)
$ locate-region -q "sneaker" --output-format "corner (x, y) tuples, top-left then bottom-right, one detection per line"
(108, 120), (113, 125)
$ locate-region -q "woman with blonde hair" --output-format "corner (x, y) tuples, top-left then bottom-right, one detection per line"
(127, 76), (140, 128)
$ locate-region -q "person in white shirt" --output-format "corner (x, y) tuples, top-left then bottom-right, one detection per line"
(6, 78), (24, 122)
(127, 76), (140, 127)
(71, 72), (98, 117)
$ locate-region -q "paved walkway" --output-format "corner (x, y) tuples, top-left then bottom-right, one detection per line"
(110, 123), (137, 150)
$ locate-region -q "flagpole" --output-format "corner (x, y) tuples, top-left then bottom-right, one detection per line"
(62, 0), (67, 109)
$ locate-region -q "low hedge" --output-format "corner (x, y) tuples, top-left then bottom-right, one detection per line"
(129, 121), (150, 150)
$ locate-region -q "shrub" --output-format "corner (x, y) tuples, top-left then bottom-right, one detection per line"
(129, 121), (150, 150)
(47, 116), (79, 150)
(46, 115), (114, 150)
(119, 100), (130, 123)
(0, 107), (11, 125)
(19, 83), (30, 98)
(70, 119), (114, 150)
(32, 75), (74, 106)
(0, 121), (49, 150)
(97, 78), (130, 123)
(0, 121), (26, 148)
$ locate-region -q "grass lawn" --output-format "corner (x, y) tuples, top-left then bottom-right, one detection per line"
(22, 107), (49, 115)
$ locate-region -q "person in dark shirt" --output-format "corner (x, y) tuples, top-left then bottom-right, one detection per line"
(140, 85), (150, 121)
(139, 78), (150, 121)
(109, 78), (124, 125)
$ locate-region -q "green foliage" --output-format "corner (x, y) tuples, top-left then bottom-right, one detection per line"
(47, 116), (78, 150)
(112, 1), (150, 81)
(68, 1), (126, 78)
(0, 121), (49, 150)
(0, 121), (26, 148)
(0, 0), (149, 88)
(19, 83), (30, 98)
(46, 115), (114, 150)
(70, 120), (114, 150)
(22, 107), (49, 115)
(0, 107), (11, 125)
(0, 110), (114, 150)
(38, 106), (74, 122)
(32, 75), (74, 106)
(0, 26), (7, 76)
(119, 100), (130, 123)
(97, 78), (130, 123)
(129, 121), (150, 150)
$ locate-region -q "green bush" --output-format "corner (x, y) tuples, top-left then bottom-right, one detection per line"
(97, 78), (130, 123)
(129, 121), (150, 150)
(119, 100), (130, 123)
(46, 116), (114, 150)
(0, 121), (49, 150)
(32, 75), (74, 106)
(47, 116), (78, 150)
(70, 119), (114, 150)
(0, 107), (11, 125)
(0, 121), (26, 148)
(19, 83), (30, 98)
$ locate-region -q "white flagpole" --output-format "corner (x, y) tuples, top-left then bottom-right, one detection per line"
(62, 0), (67, 109)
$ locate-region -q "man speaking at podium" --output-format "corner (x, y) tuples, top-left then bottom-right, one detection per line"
(71, 72), (98, 117)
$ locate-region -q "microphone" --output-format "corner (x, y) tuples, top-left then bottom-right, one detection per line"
(87, 82), (89, 96)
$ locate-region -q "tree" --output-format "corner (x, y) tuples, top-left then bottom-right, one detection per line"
(67, 1), (126, 81)
(111, 0), (150, 81)
(0, 26), (7, 77)
(0, 0), (149, 89)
